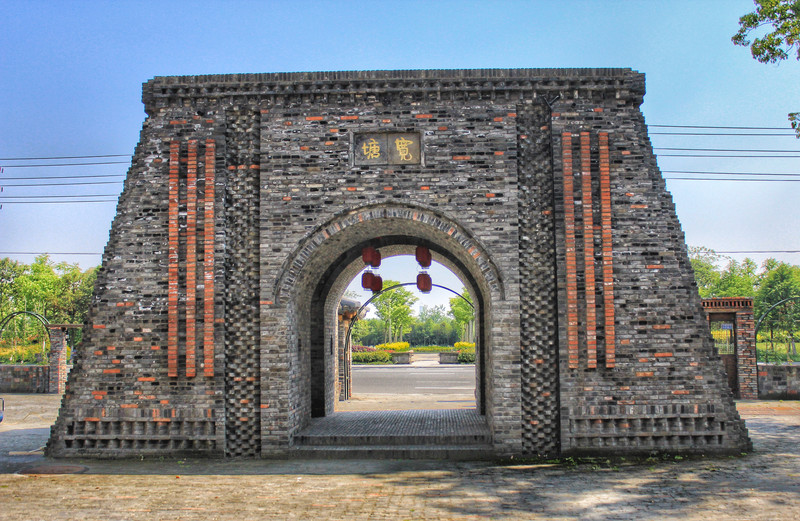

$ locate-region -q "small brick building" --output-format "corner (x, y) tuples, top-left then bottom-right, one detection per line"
(47, 69), (750, 458)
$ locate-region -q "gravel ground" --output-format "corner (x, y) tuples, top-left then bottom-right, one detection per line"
(0, 394), (798, 520)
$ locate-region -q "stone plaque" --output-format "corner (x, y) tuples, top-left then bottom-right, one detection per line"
(354, 132), (420, 165)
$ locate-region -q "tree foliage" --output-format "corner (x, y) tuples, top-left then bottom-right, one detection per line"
(0, 255), (97, 347)
(369, 280), (418, 343)
(689, 247), (800, 354)
(732, 0), (800, 136)
(449, 288), (475, 342)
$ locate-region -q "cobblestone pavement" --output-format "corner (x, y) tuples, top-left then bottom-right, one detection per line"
(0, 394), (798, 520)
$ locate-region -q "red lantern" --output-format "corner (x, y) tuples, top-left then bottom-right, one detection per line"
(362, 246), (376, 266)
(371, 274), (383, 293)
(361, 246), (381, 268)
(416, 272), (432, 293)
(361, 271), (374, 290)
(415, 246), (432, 268)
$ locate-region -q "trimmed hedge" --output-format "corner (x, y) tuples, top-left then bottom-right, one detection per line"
(375, 341), (410, 352)
(352, 351), (392, 364)
(454, 341), (475, 349)
(411, 345), (456, 353)
(458, 347), (476, 364)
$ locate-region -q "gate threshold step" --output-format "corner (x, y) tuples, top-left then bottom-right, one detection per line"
(293, 433), (491, 446)
(291, 444), (497, 460)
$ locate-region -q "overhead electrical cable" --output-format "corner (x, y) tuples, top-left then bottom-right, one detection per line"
(0, 200), (117, 205)
(0, 174), (125, 180)
(0, 193), (120, 199)
(654, 147), (800, 153)
(1, 181), (124, 187)
(0, 161), (131, 168)
(664, 177), (800, 182)
(649, 124), (792, 130)
(0, 154), (131, 161)
(661, 170), (800, 177)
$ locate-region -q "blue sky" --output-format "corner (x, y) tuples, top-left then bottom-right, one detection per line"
(1, 0), (798, 312)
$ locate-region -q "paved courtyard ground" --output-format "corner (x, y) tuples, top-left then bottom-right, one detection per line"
(0, 394), (798, 520)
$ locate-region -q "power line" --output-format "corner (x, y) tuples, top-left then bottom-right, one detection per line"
(0, 200), (117, 205)
(0, 174), (125, 180)
(1, 181), (124, 187)
(715, 250), (800, 254)
(664, 177), (800, 182)
(650, 124), (792, 130)
(0, 251), (102, 255)
(651, 132), (797, 136)
(0, 193), (120, 199)
(654, 147), (800, 153)
(661, 170), (800, 176)
(658, 154), (800, 158)
(0, 154), (131, 161)
(0, 161), (130, 168)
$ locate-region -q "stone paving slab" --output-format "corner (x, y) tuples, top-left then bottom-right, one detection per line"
(0, 394), (799, 520)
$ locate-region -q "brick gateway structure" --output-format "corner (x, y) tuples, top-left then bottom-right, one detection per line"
(47, 69), (750, 458)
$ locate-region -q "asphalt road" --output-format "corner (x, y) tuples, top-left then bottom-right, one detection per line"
(351, 364), (476, 395)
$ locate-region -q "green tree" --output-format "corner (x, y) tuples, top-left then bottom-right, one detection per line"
(732, 0), (800, 136)
(406, 305), (458, 346)
(715, 258), (760, 297)
(689, 246), (724, 297)
(449, 288), (475, 342)
(351, 318), (384, 346)
(370, 280), (418, 343)
(0, 256), (98, 348)
(0, 259), (24, 318)
(755, 263), (800, 355)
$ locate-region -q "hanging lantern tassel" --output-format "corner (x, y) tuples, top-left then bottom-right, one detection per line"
(415, 246), (432, 268)
(361, 271), (375, 290)
(371, 274), (383, 293)
(417, 272), (432, 294)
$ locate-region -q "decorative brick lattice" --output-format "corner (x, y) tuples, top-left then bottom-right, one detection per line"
(517, 105), (561, 456)
(223, 110), (262, 457)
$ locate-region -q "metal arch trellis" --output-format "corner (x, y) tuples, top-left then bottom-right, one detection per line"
(0, 310), (51, 339)
(344, 282), (474, 353)
(754, 295), (800, 364)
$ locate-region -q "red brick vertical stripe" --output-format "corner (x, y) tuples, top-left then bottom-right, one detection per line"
(167, 141), (180, 378)
(185, 141), (198, 378)
(203, 139), (216, 377)
(580, 132), (597, 368)
(562, 133), (579, 369)
(599, 132), (616, 368)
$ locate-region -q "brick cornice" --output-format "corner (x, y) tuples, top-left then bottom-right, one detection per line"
(142, 68), (645, 115)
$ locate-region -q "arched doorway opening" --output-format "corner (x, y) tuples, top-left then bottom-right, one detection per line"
(310, 239), (487, 418)
(274, 203), (514, 448)
(339, 264), (477, 411)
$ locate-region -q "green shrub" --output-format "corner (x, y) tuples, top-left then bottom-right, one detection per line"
(352, 351), (392, 364)
(454, 341), (475, 349)
(458, 347), (476, 364)
(375, 341), (410, 352)
(410, 345), (455, 353)
(0, 342), (49, 365)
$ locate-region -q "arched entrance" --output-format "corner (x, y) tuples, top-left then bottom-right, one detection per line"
(274, 203), (518, 452)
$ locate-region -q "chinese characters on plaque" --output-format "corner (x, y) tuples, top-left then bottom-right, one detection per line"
(354, 133), (421, 165)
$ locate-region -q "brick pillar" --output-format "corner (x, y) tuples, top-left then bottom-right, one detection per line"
(47, 326), (68, 394)
(735, 308), (758, 399)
